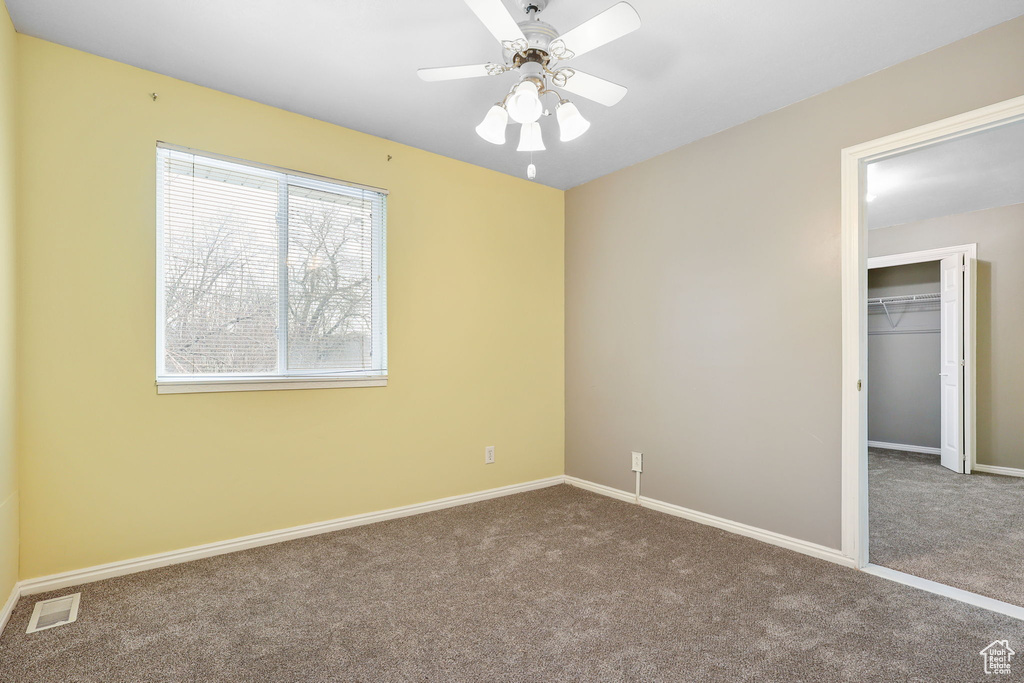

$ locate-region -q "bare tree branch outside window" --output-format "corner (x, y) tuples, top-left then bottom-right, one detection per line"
(287, 186), (373, 371)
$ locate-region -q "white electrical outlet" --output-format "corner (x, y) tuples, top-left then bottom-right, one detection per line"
(631, 451), (643, 472)
(485, 446), (495, 464)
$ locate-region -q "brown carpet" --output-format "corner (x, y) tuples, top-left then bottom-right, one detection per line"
(870, 447), (1024, 607)
(0, 484), (1020, 682)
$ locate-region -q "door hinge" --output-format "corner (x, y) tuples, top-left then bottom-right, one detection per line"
(857, 380), (862, 391)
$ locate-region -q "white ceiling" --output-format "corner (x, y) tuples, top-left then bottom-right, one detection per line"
(867, 118), (1024, 229)
(8, 0), (1024, 189)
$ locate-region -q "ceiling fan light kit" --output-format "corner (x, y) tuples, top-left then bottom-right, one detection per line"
(418, 0), (640, 180)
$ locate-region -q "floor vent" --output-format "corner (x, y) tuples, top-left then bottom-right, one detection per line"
(26, 593), (81, 633)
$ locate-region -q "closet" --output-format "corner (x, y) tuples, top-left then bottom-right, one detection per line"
(867, 262), (941, 452)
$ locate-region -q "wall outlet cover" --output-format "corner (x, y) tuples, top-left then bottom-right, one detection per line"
(631, 451), (643, 472)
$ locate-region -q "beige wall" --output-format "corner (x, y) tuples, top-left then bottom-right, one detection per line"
(16, 37), (564, 579)
(565, 17), (1024, 549)
(0, 0), (17, 605)
(870, 202), (1024, 470)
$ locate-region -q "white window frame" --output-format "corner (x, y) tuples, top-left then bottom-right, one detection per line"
(155, 143), (388, 394)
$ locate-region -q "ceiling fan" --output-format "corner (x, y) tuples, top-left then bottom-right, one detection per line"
(417, 0), (641, 180)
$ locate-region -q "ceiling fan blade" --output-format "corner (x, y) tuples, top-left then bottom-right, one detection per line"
(559, 70), (628, 107)
(463, 0), (527, 45)
(551, 2), (641, 59)
(417, 64), (500, 82)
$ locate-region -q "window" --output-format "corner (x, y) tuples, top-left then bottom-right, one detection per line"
(156, 144), (387, 393)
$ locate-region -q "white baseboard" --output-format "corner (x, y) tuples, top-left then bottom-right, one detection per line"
(862, 564), (1024, 622)
(869, 443), (1024, 479)
(13, 473), (855, 607)
(8, 470), (1018, 640)
(16, 476), (564, 598)
(564, 476), (856, 569)
(973, 463), (1024, 479)
(868, 440), (941, 456)
(0, 583), (18, 636)
(563, 475), (637, 504)
(640, 496), (857, 568)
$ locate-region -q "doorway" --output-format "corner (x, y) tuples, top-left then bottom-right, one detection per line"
(867, 245), (976, 474)
(840, 94), (1024, 618)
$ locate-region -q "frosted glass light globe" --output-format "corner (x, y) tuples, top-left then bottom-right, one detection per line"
(507, 80), (543, 124)
(517, 122), (545, 152)
(556, 100), (590, 142)
(475, 105), (508, 145)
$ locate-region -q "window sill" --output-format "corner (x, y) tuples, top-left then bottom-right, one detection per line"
(156, 376), (388, 395)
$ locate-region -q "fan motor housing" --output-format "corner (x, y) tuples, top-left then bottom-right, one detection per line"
(518, 19), (558, 52)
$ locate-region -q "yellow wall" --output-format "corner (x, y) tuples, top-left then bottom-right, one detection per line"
(15, 36), (564, 579)
(0, 0), (17, 602)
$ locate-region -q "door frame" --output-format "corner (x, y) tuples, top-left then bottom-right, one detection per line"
(867, 245), (976, 472)
(840, 94), (1024, 569)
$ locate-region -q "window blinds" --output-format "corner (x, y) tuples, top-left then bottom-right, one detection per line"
(156, 145), (387, 382)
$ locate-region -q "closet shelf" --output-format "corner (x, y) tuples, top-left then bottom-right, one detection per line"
(867, 292), (940, 306)
(868, 292), (940, 329)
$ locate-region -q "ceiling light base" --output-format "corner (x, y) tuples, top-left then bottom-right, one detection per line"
(522, 0), (548, 14)
(516, 19), (558, 52)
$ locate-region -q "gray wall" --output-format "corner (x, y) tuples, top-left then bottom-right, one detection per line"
(564, 16), (1024, 550)
(869, 202), (1024, 470)
(867, 263), (940, 449)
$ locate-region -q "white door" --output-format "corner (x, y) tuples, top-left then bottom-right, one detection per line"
(939, 254), (964, 473)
